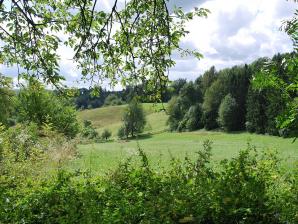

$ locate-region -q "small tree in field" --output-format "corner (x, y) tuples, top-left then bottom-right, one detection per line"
(102, 129), (112, 141)
(218, 94), (238, 131)
(122, 99), (146, 138)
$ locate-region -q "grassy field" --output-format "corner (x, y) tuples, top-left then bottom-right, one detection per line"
(70, 131), (297, 173)
(78, 103), (168, 136)
(72, 104), (298, 173)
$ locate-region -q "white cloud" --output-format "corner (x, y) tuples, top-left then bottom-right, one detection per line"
(170, 0), (296, 79)
(57, 46), (79, 78)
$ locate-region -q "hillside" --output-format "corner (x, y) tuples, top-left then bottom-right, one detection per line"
(78, 103), (168, 136)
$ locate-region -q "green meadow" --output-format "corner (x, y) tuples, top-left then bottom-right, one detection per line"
(71, 104), (298, 173)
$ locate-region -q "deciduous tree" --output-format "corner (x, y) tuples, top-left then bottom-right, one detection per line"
(17, 78), (79, 138)
(218, 94), (238, 131)
(0, 0), (209, 100)
(122, 98), (146, 137)
(252, 3), (298, 137)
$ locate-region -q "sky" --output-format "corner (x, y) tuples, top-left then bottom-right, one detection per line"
(1, 0), (296, 87)
(168, 0), (296, 80)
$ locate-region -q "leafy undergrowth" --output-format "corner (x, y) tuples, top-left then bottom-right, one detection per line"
(1, 139), (297, 224)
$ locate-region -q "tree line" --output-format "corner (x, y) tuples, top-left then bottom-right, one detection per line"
(167, 53), (297, 137)
(74, 84), (172, 110)
(1, 52), (296, 139)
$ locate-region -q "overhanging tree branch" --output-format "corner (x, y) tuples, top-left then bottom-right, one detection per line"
(0, 0), (209, 100)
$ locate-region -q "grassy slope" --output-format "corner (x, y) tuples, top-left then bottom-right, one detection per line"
(73, 105), (298, 173)
(78, 103), (168, 136)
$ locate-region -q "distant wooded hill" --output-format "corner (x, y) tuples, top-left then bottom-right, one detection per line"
(73, 52), (297, 137)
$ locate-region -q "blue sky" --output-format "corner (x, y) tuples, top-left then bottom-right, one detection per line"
(1, 0), (296, 88)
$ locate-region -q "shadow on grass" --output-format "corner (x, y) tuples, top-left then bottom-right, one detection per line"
(194, 129), (248, 135)
(131, 129), (170, 140)
(224, 130), (248, 135)
(126, 133), (153, 141)
(95, 139), (115, 144)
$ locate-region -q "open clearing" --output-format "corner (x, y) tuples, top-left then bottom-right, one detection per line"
(72, 104), (298, 173)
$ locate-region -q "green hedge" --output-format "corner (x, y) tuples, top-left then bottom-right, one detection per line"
(1, 141), (297, 223)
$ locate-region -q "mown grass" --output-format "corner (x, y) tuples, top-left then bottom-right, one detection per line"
(70, 131), (298, 173)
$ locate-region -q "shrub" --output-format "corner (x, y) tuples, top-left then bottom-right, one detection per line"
(83, 120), (92, 127)
(3, 122), (41, 162)
(167, 96), (196, 132)
(101, 129), (112, 140)
(1, 142), (297, 223)
(0, 125), (79, 224)
(16, 79), (79, 138)
(117, 126), (127, 139)
(81, 120), (99, 139)
(50, 102), (80, 138)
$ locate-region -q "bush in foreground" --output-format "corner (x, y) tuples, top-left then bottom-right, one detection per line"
(0, 141), (297, 224)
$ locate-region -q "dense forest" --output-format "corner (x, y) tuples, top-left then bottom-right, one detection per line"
(167, 52), (297, 137)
